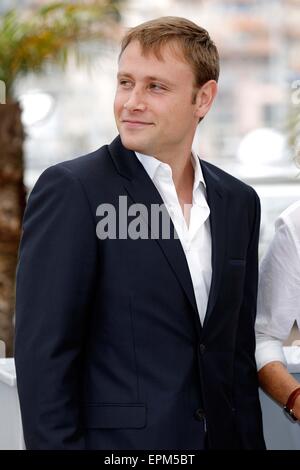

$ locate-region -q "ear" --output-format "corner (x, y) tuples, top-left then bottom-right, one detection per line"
(194, 80), (218, 119)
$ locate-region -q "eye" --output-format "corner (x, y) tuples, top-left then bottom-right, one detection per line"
(119, 79), (133, 89)
(149, 83), (166, 92)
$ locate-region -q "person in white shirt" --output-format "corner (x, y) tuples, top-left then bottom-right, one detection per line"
(255, 194), (300, 421)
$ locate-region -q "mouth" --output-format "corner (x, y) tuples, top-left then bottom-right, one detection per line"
(122, 120), (154, 128)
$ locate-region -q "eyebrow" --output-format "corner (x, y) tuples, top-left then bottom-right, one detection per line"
(117, 72), (175, 88)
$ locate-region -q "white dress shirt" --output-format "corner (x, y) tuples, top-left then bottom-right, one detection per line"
(136, 151), (212, 325)
(255, 200), (300, 371)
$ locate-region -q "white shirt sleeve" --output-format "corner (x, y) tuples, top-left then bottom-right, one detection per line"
(255, 202), (300, 371)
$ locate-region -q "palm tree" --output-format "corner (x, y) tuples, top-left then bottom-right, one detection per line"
(0, 1), (124, 356)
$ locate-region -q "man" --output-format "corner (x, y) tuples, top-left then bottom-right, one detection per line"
(15, 17), (265, 450)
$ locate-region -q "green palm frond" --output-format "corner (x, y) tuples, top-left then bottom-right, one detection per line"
(0, 1), (123, 99)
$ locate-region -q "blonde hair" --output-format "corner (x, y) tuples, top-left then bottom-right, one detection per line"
(120, 16), (219, 88)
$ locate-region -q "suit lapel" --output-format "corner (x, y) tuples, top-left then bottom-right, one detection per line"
(201, 161), (228, 329)
(108, 136), (199, 324)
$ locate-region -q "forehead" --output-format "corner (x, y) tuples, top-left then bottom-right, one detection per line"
(118, 40), (194, 79)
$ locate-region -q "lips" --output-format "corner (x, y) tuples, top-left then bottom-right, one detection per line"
(122, 120), (154, 129)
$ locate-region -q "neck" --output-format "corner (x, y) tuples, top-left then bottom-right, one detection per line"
(171, 154), (194, 193)
(156, 149), (195, 207)
(154, 144), (194, 187)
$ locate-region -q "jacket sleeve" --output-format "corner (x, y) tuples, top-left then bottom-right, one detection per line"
(233, 189), (265, 449)
(14, 164), (98, 449)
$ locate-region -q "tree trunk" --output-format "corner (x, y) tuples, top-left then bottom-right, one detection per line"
(0, 103), (25, 357)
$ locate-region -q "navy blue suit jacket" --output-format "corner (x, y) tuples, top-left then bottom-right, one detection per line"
(15, 136), (265, 449)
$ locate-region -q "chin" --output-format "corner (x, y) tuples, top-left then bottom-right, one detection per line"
(119, 133), (149, 154)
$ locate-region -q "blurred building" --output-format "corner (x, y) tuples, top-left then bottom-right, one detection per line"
(198, 0), (299, 168)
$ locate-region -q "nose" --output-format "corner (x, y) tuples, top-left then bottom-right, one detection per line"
(124, 88), (146, 112)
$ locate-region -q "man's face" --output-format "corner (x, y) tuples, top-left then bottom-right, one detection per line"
(114, 40), (201, 159)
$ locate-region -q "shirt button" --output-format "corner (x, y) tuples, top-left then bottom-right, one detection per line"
(199, 343), (206, 354)
(194, 408), (206, 421)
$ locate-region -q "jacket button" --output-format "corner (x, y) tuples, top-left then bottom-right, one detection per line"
(194, 408), (205, 421)
(199, 343), (206, 354)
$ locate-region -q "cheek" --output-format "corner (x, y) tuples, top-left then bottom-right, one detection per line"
(169, 101), (195, 124)
(164, 104), (185, 127)
(113, 94), (123, 116)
